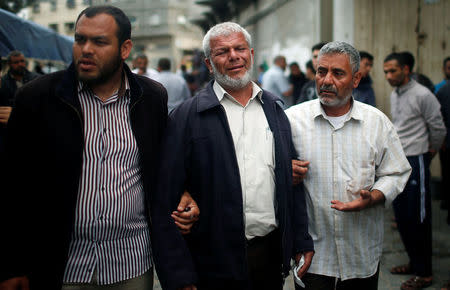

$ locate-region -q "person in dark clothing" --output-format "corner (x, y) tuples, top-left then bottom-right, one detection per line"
(0, 6), (198, 290)
(297, 42), (327, 104)
(305, 59), (315, 81)
(151, 22), (314, 290)
(289, 62), (307, 104)
(0, 50), (39, 154)
(353, 51), (376, 106)
(436, 81), (450, 225)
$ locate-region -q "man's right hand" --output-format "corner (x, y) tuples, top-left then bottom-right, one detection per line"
(0, 276), (29, 290)
(292, 159), (309, 185)
(0, 106), (12, 125)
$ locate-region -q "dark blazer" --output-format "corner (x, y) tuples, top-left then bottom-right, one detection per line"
(151, 81), (313, 290)
(0, 63), (167, 289)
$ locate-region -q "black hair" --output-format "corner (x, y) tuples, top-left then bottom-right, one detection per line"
(158, 58), (171, 71)
(289, 62), (299, 67)
(359, 51), (373, 62)
(76, 5), (131, 46)
(444, 56), (450, 67)
(306, 60), (315, 73)
(384, 52), (408, 68)
(400, 51), (415, 71)
(312, 42), (327, 52)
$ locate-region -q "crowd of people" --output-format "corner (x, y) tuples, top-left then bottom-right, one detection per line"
(0, 4), (449, 290)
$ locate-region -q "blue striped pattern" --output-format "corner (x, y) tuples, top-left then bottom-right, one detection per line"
(63, 77), (151, 285)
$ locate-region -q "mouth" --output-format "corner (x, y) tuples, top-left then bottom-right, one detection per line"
(227, 65), (245, 72)
(78, 59), (96, 71)
(319, 90), (337, 96)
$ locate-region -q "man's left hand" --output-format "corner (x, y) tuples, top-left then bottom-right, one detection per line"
(173, 191), (200, 234)
(331, 189), (372, 212)
(295, 251), (314, 278)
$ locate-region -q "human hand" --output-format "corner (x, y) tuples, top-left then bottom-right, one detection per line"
(295, 251), (314, 278)
(0, 276), (29, 290)
(173, 191), (200, 234)
(292, 159), (309, 185)
(0, 106), (12, 125)
(331, 189), (372, 212)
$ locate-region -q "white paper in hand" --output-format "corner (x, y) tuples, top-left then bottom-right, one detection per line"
(293, 255), (305, 288)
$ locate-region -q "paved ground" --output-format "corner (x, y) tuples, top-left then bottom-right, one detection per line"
(153, 196), (450, 290)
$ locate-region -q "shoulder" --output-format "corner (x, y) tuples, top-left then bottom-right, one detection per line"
(285, 99), (317, 120)
(135, 74), (167, 96)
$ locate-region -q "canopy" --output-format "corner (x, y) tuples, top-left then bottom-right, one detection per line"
(0, 8), (73, 63)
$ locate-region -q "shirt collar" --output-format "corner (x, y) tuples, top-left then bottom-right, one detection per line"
(78, 70), (130, 99)
(213, 80), (263, 104)
(312, 97), (363, 122)
(396, 78), (415, 95)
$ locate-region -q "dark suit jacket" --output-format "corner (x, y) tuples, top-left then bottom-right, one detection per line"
(0, 63), (167, 289)
(151, 81), (313, 290)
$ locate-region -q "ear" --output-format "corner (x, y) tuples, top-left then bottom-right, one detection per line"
(120, 39), (133, 61)
(205, 57), (213, 73)
(352, 71), (362, 89)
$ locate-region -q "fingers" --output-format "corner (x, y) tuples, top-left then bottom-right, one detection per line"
(292, 160), (309, 185)
(330, 200), (345, 210)
(172, 210), (199, 224)
(297, 251), (314, 278)
(177, 191), (192, 212)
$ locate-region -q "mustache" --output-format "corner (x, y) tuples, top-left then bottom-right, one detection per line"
(319, 84), (337, 94)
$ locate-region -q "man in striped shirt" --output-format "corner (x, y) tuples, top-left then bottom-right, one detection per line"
(286, 41), (411, 290)
(0, 5), (198, 290)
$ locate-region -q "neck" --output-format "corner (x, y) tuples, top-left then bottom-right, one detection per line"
(322, 100), (352, 117)
(10, 72), (24, 81)
(90, 66), (123, 101)
(224, 82), (254, 106)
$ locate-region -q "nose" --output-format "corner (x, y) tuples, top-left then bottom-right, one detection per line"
(81, 41), (94, 55)
(323, 71), (333, 85)
(228, 48), (240, 60)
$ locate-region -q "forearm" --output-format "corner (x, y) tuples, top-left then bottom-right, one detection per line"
(367, 189), (385, 207)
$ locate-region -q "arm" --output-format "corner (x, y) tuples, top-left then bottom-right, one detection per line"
(332, 119), (411, 211)
(421, 91), (446, 152)
(150, 105), (197, 290)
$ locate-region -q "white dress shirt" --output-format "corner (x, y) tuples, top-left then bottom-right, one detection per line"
(213, 81), (277, 239)
(285, 99), (411, 280)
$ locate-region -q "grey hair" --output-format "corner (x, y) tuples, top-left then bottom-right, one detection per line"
(318, 41), (360, 74)
(202, 22), (252, 58)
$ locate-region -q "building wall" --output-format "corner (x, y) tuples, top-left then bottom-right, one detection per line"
(238, 0), (323, 74)
(30, 0), (89, 37)
(353, 0), (450, 115)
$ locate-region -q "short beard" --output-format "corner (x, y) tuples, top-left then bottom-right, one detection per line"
(210, 58), (253, 90)
(76, 51), (122, 85)
(317, 84), (352, 107)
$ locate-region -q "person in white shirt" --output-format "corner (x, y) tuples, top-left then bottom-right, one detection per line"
(132, 54), (159, 80)
(262, 55), (293, 107)
(285, 41), (411, 290)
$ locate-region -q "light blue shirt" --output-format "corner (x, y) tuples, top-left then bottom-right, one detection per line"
(261, 65), (291, 106)
(154, 71), (191, 113)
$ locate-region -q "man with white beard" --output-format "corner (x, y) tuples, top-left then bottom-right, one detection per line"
(150, 22), (314, 290)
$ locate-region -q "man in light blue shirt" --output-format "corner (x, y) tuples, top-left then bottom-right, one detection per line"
(262, 55), (293, 107)
(154, 58), (191, 113)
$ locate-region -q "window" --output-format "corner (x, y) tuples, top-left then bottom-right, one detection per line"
(50, 0), (57, 11)
(64, 22), (75, 33)
(149, 14), (160, 26)
(82, 0), (92, 5)
(49, 24), (58, 32)
(66, 0), (75, 9)
(32, 3), (40, 13)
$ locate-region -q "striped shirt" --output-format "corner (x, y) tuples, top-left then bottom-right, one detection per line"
(285, 99), (411, 280)
(63, 74), (151, 284)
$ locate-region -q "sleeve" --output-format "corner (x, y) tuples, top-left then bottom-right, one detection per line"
(277, 74), (291, 95)
(420, 91), (446, 150)
(372, 119), (412, 207)
(0, 88), (36, 281)
(286, 111), (314, 254)
(150, 103), (198, 290)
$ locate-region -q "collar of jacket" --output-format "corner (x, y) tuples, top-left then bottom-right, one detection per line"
(56, 62), (143, 108)
(196, 80), (283, 113)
